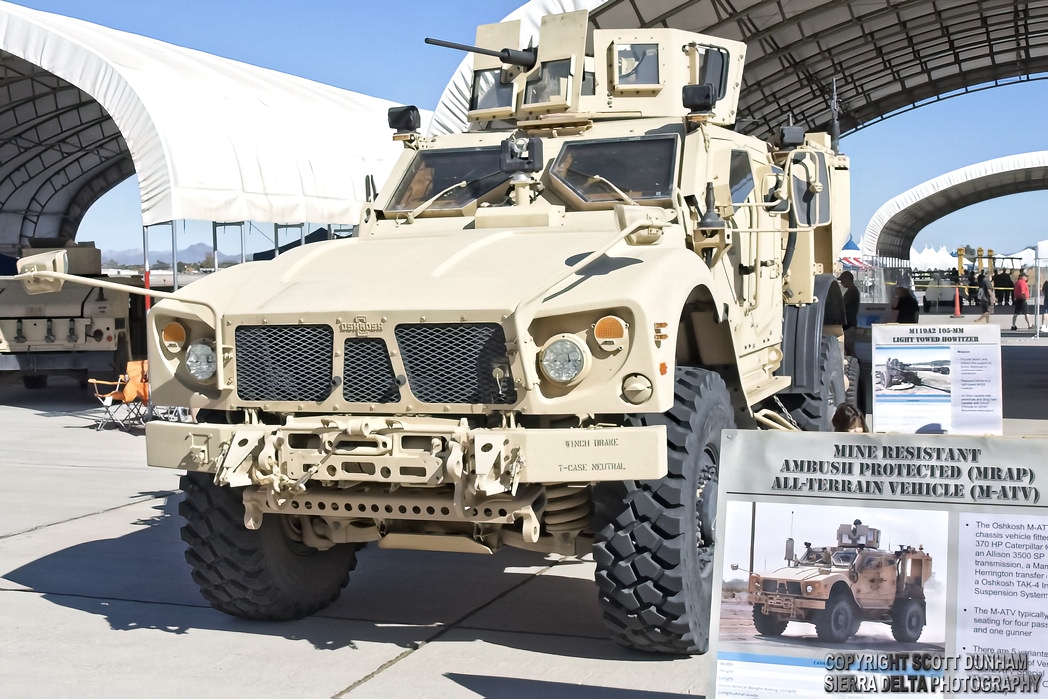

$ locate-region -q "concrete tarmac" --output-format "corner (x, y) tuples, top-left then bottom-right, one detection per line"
(0, 383), (710, 699)
(2, 324), (1045, 697)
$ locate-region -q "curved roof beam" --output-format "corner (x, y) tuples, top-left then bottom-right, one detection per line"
(432, 0), (1048, 138)
(862, 151), (1048, 260)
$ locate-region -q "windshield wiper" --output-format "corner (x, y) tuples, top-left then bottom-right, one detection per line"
(587, 174), (639, 206)
(404, 171), (508, 222)
(565, 167), (639, 206)
(406, 180), (467, 222)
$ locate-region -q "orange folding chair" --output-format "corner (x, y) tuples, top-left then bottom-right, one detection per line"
(87, 360), (149, 430)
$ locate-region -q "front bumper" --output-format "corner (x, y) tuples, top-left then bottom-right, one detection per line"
(146, 416), (667, 486)
(749, 592), (827, 616)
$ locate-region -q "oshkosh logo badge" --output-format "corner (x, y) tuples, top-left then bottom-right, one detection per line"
(340, 316), (383, 336)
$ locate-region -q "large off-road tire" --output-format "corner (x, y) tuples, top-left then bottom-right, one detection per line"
(844, 355), (860, 408)
(890, 598), (926, 643)
(815, 591), (857, 643)
(752, 607), (788, 637)
(179, 472), (358, 620)
(22, 374), (47, 389)
(782, 334), (846, 431)
(592, 368), (735, 655)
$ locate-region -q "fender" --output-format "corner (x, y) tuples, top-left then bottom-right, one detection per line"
(533, 244), (736, 413)
(777, 273), (845, 394)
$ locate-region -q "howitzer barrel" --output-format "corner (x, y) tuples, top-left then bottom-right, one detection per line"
(424, 37), (536, 69)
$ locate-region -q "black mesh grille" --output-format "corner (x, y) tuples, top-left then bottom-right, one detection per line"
(343, 338), (400, 403)
(235, 325), (333, 402)
(395, 323), (517, 404)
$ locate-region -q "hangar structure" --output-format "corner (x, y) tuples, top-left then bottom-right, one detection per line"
(1, 0), (1046, 268)
(435, 0), (1048, 139)
(433, 0), (1048, 265)
(863, 151), (1048, 263)
(0, 0), (408, 261)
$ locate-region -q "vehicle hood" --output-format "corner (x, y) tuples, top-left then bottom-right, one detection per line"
(760, 566), (839, 581)
(168, 227), (629, 318)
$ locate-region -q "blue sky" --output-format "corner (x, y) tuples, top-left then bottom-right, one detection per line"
(10, 0), (1048, 256)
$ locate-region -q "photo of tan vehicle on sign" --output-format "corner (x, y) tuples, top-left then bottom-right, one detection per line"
(719, 503), (947, 651)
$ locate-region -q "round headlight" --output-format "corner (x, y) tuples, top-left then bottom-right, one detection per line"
(185, 340), (217, 381)
(539, 335), (589, 385)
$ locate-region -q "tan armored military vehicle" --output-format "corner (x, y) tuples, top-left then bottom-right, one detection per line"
(748, 520), (932, 643)
(11, 10), (852, 654)
(0, 243), (135, 388)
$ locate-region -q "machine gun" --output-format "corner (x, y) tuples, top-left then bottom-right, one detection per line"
(424, 37), (537, 69)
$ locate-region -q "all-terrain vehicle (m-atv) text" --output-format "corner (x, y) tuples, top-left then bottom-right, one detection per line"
(10, 10), (852, 655)
(748, 520), (933, 643)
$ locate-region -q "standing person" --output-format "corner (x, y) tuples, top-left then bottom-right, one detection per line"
(993, 270), (1005, 306)
(1042, 278), (1048, 316)
(1000, 270), (1014, 306)
(1011, 272), (1032, 330)
(966, 270), (978, 306)
(839, 271), (860, 357)
(892, 286), (919, 323)
(974, 273), (992, 323)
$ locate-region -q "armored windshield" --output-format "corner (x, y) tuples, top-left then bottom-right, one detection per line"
(550, 135), (678, 207)
(385, 147), (509, 213)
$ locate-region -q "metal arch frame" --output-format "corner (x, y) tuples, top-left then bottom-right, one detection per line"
(0, 50), (132, 253)
(584, 0), (1048, 139)
(862, 152), (1048, 260)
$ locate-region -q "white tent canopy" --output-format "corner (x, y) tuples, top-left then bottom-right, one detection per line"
(0, 1), (419, 253)
(908, 245), (956, 271)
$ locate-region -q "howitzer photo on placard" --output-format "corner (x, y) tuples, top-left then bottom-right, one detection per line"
(719, 502), (947, 653)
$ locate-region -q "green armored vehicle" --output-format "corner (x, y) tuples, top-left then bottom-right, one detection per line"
(11, 10), (852, 655)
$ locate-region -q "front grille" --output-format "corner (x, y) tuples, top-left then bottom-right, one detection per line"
(396, 323), (517, 404)
(236, 325), (333, 402)
(343, 338), (400, 403)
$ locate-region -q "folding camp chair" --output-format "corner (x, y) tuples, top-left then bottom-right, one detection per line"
(87, 360), (149, 430)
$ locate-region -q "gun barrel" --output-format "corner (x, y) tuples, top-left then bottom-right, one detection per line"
(425, 37), (502, 59)
(424, 37), (537, 69)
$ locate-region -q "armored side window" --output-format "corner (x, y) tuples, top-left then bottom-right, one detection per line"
(524, 59), (572, 105)
(549, 134), (679, 209)
(729, 150), (755, 204)
(470, 69), (514, 112)
(615, 43), (659, 85)
(384, 147), (509, 213)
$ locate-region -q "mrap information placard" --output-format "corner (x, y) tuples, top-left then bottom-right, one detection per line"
(711, 430), (1046, 698)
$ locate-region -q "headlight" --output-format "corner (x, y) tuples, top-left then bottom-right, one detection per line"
(805, 585), (814, 593)
(539, 334), (590, 385)
(185, 340), (217, 381)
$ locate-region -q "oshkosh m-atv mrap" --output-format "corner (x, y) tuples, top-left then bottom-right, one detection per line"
(11, 10), (851, 655)
(748, 521), (932, 643)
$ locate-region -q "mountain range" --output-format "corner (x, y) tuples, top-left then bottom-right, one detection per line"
(102, 242), (238, 266)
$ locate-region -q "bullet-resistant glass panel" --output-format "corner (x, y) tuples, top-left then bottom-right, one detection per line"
(524, 59), (572, 105)
(615, 43), (659, 86)
(551, 135), (678, 205)
(385, 147), (509, 212)
(790, 150), (831, 227)
(470, 69), (514, 111)
(729, 150), (755, 204)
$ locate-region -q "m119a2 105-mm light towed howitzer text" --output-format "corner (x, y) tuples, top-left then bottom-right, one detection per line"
(9, 10), (853, 655)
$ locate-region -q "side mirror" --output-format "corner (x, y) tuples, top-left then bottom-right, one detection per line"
(761, 171), (788, 214)
(17, 250), (68, 295)
(784, 537), (795, 562)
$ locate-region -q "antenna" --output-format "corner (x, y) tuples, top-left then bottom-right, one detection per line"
(829, 77), (841, 153)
